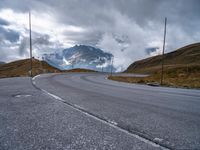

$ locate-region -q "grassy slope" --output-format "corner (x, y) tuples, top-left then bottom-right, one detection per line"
(0, 59), (97, 78)
(110, 43), (200, 88)
(126, 43), (200, 73)
(0, 58), (61, 78)
(0, 62), (5, 67)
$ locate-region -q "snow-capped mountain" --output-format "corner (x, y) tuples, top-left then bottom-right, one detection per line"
(43, 45), (114, 72)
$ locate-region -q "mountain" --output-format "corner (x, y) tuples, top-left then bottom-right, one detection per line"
(43, 45), (114, 72)
(0, 58), (60, 78)
(125, 43), (200, 74)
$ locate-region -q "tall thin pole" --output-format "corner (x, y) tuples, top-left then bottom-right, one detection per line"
(110, 56), (114, 76)
(29, 11), (33, 77)
(160, 17), (167, 85)
(71, 62), (73, 69)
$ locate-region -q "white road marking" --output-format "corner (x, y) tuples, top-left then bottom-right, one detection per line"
(32, 74), (40, 81)
(107, 120), (118, 126)
(74, 104), (85, 110)
(41, 89), (64, 101)
(32, 74), (169, 150)
(15, 94), (31, 98)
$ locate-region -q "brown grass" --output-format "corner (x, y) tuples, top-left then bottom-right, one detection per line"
(0, 59), (97, 78)
(0, 58), (60, 78)
(126, 43), (200, 74)
(109, 66), (200, 89)
(120, 43), (200, 89)
(63, 68), (97, 73)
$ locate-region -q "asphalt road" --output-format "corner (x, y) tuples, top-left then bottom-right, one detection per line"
(1, 73), (200, 149)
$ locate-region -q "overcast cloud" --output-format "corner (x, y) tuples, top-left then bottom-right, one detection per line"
(0, 0), (200, 70)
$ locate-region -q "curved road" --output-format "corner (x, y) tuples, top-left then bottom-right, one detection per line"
(33, 73), (200, 150)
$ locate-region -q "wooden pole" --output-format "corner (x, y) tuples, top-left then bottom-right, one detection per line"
(110, 56), (114, 76)
(161, 17), (167, 85)
(29, 11), (33, 77)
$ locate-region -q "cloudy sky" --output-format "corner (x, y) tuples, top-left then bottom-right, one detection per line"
(0, 0), (200, 70)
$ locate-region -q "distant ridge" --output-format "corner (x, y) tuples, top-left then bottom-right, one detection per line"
(63, 68), (97, 73)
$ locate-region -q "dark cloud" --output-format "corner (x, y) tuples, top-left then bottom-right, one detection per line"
(31, 0), (200, 55)
(0, 26), (20, 42)
(0, 0), (200, 70)
(19, 37), (28, 56)
(0, 0), (49, 13)
(18, 34), (54, 56)
(145, 47), (159, 55)
(64, 30), (102, 46)
(1, 0), (200, 46)
(0, 18), (9, 26)
(33, 34), (51, 45)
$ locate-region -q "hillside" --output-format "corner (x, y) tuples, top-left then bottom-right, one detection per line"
(0, 58), (61, 78)
(0, 61), (5, 66)
(109, 43), (200, 88)
(126, 43), (200, 74)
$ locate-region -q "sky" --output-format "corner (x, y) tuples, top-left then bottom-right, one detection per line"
(0, 0), (200, 70)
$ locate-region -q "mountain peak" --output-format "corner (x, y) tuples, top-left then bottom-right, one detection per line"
(43, 45), (114, 71)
